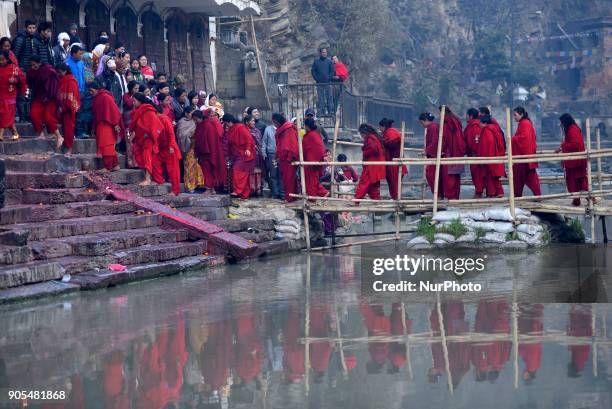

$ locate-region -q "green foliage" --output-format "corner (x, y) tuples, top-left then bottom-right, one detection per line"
(474, 227), (487, 242)
(569, 218), (585, 242)
(438, 219), (468, 239)
(505, 231), (519, 241)
(417, 217), (436, 243)
(473, 29), (510, 82)
(513, 63), (542, 88)
(382, 75), (403, 99)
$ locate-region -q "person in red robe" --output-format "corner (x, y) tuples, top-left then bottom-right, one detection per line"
(233, 304), (263, 388)
(284, 301), (305, 383)
(388, 302), (412, 373)
(0, 37), (17, 65)
(429, 302), (471, 389)
(567, 304), (592, 377)
(104, 350), (129, 409)
(302, 118), (329, 198)
(518, 303), (543, 384)
(309, 304), (334, 381)
(153, 112), (182, 195)
(440, 106), (466, 200)
(193, 109), (227, 193)
(478, 115), (506, 197)
(355, 124), (386, 200)
(360, 303), (391, 374)
(129, 92), (163, 186)
(419, 112), (446, 198)
(471, 300), (510, 382)
(90, 81), (123, 171)
(380, 118), (408, 200)
(512, 107), (541, 197)
(556, 113), (588, 206)
(200, 318), (233, 402)
(135, 333), (166, 409)
(464, 108), (483, 197)
(224, 113), (256, 199)
(56, 63), (81, 154)
(27, 56), (61, 140)
(332, 55), (348, 82)
(163, 314), (188, 407)
(0, 50), (25, 141)
(273, 113), (300, 202)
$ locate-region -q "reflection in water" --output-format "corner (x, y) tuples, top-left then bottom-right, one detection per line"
(0, 253), (610, 409)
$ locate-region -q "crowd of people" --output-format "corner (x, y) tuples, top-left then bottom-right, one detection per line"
(0, 21), (589, 207)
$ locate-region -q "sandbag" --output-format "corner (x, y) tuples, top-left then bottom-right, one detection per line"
(432, 211), (461, 222)
(434, 233), (455, 243)
(275, 224), (300, 234)
(482, 232), (506, 243)
(464, 220), (515, 234)
(516, 223), (543, 236)
(407, 236), (430, 247)
(277, 219), (300, 229)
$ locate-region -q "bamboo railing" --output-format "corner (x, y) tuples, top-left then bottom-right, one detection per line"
(290, 106), (612, 250)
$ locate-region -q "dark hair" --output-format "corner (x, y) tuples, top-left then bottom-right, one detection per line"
(127, 80), (139, 93)
(184, 105), (196, 114)
(467, 108), (479, 120)
(319, 47), (327, 53)
(37, 21), (52, 33)
(56, 62), (70, 74)
(272, 112), (286, 125)
(304, 117), (317, 130)
(139, 84), (148, 93)
(438, 105), (456, 117)
(25, 20), (37, 28)
(559, 113), (576, 133)
(480, 115), (492, 124)
(208, 93), (217, 100)
(247, 107), (259, 116)
(69, 44), (82, 55)
(188, 91), (198, 101)
(155, 72), (167, 80)
(478, 106), (491, 116)
(158, 93), (169, 103)
(157, 82), (169, 90)
(174, 88), (186, 98)
(358, 124), (381, 142)
(192, 110), (204, 119)
(98, 31), (108, 37)
(132, 92), (149, 103)
(221, 113), (238, 123)
(114, 41), (124, 50)
(243, 114), (254, 124)
(147, 79), (156, 89)
(88, 79), (102, 90)
(117, 51), (127, 60)
(0, 50), (12, 64)
(337, 153), (347, 162)
(513, 106), (529, 120)
(378, 118), (395, 128)
(0, 37), (10, 48)
(30, 55), (42, 63)
(419, 112), (434, 122)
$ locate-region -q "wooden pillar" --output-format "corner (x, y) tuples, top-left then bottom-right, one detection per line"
(505, 108), (516, 220)
(395, 122), (406, 239)
(432, 106), (446, 219)
(436, 294), (454, 394)
(297, 117), (311, 250)
(329, 107), (341, 198)
(586, 118), (595, 243)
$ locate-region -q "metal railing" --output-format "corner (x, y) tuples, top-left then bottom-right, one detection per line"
(277, 83), (416, 130)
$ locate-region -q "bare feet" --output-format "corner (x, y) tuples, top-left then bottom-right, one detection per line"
(64, 148), (72, 157)
(139, 179), (152, 186)
(111, 165), (120, 172)
(56, 135), (64, 151)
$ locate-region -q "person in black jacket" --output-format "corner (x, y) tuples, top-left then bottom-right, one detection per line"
(310, 47), (334, 116)
(67, 23), (81, 45)
(12, 20), (37, 122)
(33, 21), (53, 66)
(52, 32), (71, 66)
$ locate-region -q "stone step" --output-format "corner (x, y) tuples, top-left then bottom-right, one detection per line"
(15, 122), (36, 136)
(214, 218), (276, 233)
(4, 153), (126, 173)
(126, 183), (172, 197)
(0, 280), (79, 305)
(181, 206), (228, 221)
(0, 245), (33, 265)
(30, 227), (189, 258)
(0, 200), (137, 225)
(10, 213), (162, 241)
(107, 169), (145, 185)
(0, 138), (97, 155)
(19, 188), (107, 205)
(0, 259), (65, 289)
(5, 172), (86, 189)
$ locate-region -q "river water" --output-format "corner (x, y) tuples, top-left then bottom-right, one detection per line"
(0, 249), (611, 409)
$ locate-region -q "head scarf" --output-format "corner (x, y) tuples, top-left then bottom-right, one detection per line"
(57, 32), (70, 45)
(92, 44), (106, 58)
(81, 52), (95, 83)
(96, 55), (110, 76)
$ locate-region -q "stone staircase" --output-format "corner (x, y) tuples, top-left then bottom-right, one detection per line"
(0, 134), (287, 304)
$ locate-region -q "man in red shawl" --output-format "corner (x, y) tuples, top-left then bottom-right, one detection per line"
(380, 118), (408, 200)
(355, 124), (386, 201)
(512, 107), (541, 197)
(518, 303), (543, 384)
(567, 304), (592, 378)
(56, 63), (81, 154)
(440, 106), (466, 200)
(302, 118), (329, 198)
(224, 113), (256, 199)
(419, 112), (445, 198)
(90, 81), (123, 171)
(471, 300), (510, 383)
(193, 109), (227, 194)
(0, 50), (25, 141)
(153, 112), (182, 195)
(556, 113), (588, 206)
(273, 113), (299, 202)
(129, 93), (163, 186)
(478, 115), (506, 197)
(464, 108), (483, 197)
(27, 56), (61, 140)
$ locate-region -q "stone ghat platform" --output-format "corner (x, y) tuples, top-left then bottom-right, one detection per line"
(0, 136), (305, 304)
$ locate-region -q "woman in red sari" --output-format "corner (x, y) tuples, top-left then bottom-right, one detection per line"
(355, 124), (386, 201)
(478, 115), (506, 198)
(0, 37), (17, 65)
(223, 113), (256, 199)
(154, 111), (182, 195)
(379, 118), (407, 200)
(0, 50), (25, 141)
(56, 63), (81, 154)
(440, 106), (466, 200)
(302, 117), (329, 198)
(129, 92), (163, 186)
(27, 56), (61, 141)
(419, 112), (445, 198)
(90, 81), (123, 171)
(512, 107), (541, 197)
(556, 113), (588, 206)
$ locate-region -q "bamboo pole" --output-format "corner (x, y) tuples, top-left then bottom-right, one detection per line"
(596, 127), (603, 191)
(395, 122), (406, 239)
(591, 305), (597, 377)
(309, 235), (398, 251)
(334, 305), (348, 375)
(297, 116), (312, 250)
(304, 254), (311, 395)
(330, 107), (341, 198)
(432, 106), (446, 219)
(586, 118), (595, 243)
(506, 108), (517, 221)
(400, 302), (414, 380)
(436, 293), (454, 394)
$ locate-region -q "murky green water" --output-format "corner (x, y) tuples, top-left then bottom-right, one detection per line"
(0, 250), (610, 409)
